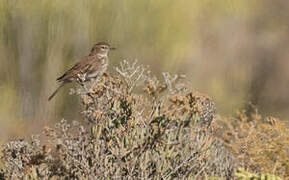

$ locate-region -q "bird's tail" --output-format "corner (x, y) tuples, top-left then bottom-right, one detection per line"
(48, 83), (65, 101)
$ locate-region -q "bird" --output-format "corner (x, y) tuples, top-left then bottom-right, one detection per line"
(48, 42), (115, 101)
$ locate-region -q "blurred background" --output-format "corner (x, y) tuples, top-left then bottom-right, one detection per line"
(0, 0), (289, 140)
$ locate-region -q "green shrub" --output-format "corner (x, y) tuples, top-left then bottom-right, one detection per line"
(235, 168), (282, 180)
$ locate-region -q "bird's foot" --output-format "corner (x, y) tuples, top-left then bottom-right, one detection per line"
(77, 73), (87, 83)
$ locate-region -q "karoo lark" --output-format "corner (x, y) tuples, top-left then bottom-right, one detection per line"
(48, 42), (115, 101)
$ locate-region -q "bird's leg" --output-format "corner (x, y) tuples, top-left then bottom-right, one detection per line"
(77, 73), (87, 84)
(76, 74), (90, 95)
(76, 74), (86, 87)
(76, 73), (97, 108)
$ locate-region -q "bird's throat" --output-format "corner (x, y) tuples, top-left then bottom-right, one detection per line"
(97, 53), (108, 59)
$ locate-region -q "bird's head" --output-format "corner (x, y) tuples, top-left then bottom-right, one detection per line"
(90, 42), (116, 56)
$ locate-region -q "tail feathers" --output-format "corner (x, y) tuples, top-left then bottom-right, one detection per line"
(56, 73), (65, 81)
(48, 83), (65, 101)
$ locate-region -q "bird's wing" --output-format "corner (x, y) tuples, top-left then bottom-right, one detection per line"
(56, 56), (94, 82)
(86, 57), (104, 73)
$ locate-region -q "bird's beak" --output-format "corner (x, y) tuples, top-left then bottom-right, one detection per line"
(110, 47), (116, 50)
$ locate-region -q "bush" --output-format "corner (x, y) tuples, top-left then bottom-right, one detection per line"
(219, 105), (289, 178)
(0, 60), (286, 179)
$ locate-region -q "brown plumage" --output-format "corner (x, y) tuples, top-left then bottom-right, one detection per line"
(48, 42), (115, 101)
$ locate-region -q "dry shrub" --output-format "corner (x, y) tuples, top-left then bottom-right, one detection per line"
(219, 105), (289, 178)
(0, 60), (237, 179)
(1, 61), (287, 179)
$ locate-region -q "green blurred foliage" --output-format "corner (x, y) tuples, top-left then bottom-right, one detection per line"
(0, 0), (288, 139)
(235, 168), (282, 180)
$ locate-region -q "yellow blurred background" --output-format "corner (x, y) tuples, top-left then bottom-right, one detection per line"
(0, 0), (288, 140)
